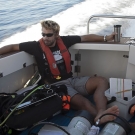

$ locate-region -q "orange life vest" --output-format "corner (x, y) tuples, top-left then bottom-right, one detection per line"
(39, 37), (72, 79)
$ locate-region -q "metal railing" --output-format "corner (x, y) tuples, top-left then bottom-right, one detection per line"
(87, 15), (135, 34)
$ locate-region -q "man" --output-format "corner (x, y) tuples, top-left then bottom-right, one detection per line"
(0, 20), (119, 124)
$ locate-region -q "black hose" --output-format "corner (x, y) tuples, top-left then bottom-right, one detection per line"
(28, 122), (70, 135)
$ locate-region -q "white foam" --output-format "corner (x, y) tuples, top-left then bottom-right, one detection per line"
(1, 0), (135, 47)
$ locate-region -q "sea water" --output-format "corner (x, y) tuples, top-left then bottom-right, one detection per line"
(0, 0), (135, 46)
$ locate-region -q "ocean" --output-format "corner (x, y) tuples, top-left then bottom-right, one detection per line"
(0, 0), (135, 47)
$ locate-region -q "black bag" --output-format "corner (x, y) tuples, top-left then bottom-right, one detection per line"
(0, 84), (67, 130)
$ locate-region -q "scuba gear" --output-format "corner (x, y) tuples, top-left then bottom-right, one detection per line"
(28, 110), (94, 135)
(28, 112), (135, 135)
(97, 113), (135, 135)
(0, 84), (70, 134)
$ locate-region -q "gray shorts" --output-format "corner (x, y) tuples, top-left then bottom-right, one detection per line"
(52, 76), (90, 98)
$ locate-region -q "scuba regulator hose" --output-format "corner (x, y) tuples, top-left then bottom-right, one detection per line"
(28, 122), (70, 135)
(0, 85), (44, 127)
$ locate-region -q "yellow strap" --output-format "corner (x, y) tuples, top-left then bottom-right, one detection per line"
(56, 76), (61, 80)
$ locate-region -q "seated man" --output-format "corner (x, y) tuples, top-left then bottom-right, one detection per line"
(0, 20), (119, 124)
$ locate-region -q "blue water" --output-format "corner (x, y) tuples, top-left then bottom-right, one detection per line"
(0, 0), (135, 46)
(0, 0), (83, 42)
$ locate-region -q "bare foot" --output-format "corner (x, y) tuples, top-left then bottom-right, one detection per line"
(94, 105), (119, 125)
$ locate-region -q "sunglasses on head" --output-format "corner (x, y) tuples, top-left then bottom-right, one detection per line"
(42, 33), (54, 37)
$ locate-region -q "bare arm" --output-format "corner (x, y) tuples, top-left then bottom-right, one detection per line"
(0, 44), (20, 55)
(80, 33), (115, 42)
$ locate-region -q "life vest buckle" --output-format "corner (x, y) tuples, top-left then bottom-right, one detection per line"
(56, 76), (61, 80)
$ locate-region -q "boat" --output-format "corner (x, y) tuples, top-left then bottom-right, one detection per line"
(0, 14), (135, 135)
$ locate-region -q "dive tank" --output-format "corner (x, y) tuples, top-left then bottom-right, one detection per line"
(99, 122), (127, 135)
(37, 110), (94, 135)
(67, 110), (94, 135)
(99, 116), (131, 135)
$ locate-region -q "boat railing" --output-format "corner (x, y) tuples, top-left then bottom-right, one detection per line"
(87, 15), (135, 34)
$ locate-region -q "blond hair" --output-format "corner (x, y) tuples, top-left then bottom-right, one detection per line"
(41, 20), (60, 34)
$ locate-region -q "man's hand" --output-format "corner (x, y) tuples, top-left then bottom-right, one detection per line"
(106, 32), (116, 41)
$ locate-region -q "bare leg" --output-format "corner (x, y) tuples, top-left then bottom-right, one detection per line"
(95, 105), (119, 124)
(71, 94), (97, 116)
(70, 76), (119, 124)
(85, 76), (108, 112)
(85, 76), (119, 124)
